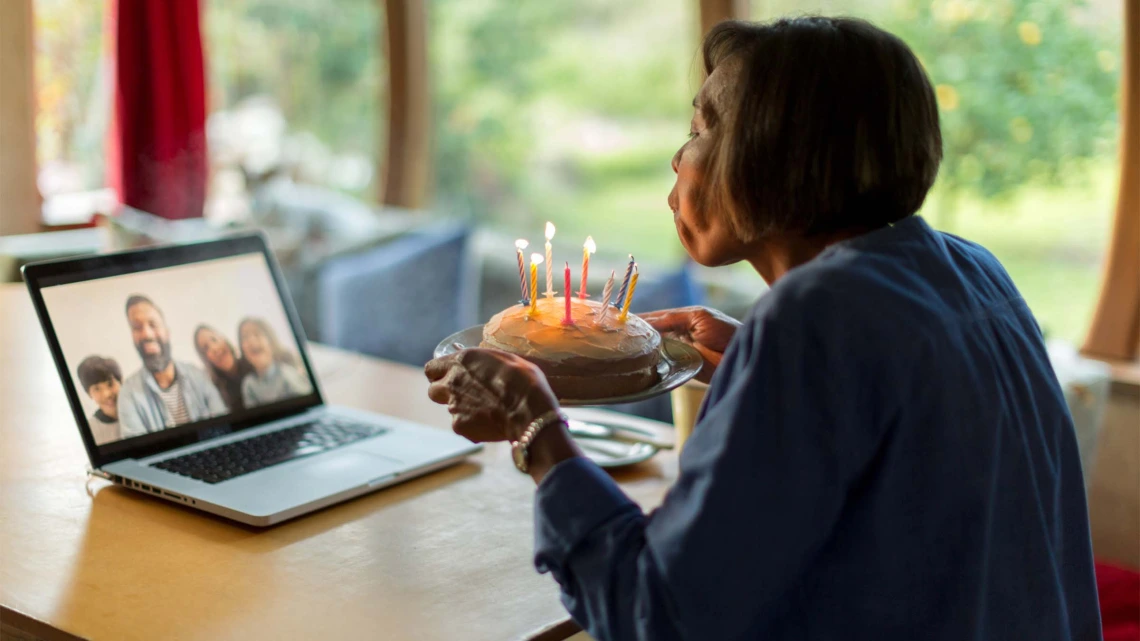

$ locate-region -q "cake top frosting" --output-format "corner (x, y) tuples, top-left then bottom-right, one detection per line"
(483, 297), (661, 364)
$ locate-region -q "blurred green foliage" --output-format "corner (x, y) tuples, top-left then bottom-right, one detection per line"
(881, 0), (1121, 224)
(207, 0), (383, 194)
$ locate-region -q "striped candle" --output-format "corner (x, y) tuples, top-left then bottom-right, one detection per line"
(529, 253), (543, 317)
(544, 222), (555, 298)
(615, 254), (635, 308)
(515, 239), (529, 304)
(597, 270), (615, 322)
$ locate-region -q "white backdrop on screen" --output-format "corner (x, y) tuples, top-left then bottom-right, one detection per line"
(40, 254), (305, 421)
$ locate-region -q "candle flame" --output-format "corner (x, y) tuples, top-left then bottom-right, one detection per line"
(515, 238), (528, 250)
(531, 252), (545, 265)
(545, 222), (556, 240)
(583, 236), (596, 254)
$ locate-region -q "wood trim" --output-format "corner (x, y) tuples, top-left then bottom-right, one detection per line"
(0, 0), (41, 236)
(0, 606), (88, 641)
(699, 0), (750, 38)
(1082, 0), (1140, 362)
(381, 0), (430, 210)
(525, 617), (582, 641)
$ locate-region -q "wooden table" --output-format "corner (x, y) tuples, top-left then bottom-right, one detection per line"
(0, 284), (677, 641)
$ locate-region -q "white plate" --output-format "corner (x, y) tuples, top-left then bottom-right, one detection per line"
(434, 325), (702, 406)
(571, 436), (659, 468)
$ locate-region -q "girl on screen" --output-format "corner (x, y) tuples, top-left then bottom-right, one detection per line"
(193, 325), (255, 412)
(237, 317), (313, 407)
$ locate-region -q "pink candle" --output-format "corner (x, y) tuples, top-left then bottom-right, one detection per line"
(563, 262), (573, 325)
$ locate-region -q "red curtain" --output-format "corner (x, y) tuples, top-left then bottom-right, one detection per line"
(107, 0), (208, 220)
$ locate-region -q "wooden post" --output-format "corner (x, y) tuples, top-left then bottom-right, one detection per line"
(1081, 0), (1139, 362)
(382, 0), (430, 210)
(0, 0), (41, 236)
(700, 0), (749, 39)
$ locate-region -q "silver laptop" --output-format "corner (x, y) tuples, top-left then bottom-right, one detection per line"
(22, 233), (480, 526)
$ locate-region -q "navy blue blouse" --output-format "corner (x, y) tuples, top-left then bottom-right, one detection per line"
(533, 216), (1100, 640)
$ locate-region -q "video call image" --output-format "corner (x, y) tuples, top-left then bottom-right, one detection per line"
(40, 254), (313, 446)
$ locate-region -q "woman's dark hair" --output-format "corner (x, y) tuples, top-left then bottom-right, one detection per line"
(700, 17), (942, 238)
(194, 325), (253, 408)
(77, 356), (122, 392)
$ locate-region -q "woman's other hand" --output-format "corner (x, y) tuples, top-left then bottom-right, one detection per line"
(640, 307), (741, 384)
(425, 348), (559, 443)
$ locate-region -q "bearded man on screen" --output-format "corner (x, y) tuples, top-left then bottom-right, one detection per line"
(117, 295), (227, 437)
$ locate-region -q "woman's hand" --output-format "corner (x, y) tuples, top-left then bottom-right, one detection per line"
(425, 349), (581, 483)
(425, 348), (560, 443)
(640, 307), (741, 384)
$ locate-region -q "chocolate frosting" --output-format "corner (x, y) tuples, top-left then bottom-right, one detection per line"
(482, 298), (661, 377)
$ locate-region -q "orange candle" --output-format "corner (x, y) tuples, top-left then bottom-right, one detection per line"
(529, 253), (543, 317)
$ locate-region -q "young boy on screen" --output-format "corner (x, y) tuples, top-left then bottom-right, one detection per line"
(77, 356), (122, 445)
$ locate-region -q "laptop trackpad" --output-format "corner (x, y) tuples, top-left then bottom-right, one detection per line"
(299, 451), (401, 482)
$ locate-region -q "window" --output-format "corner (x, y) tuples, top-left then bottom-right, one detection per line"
(430, 0), (696, 265)
(205, 0), (386, 215)
(34, 0), (114, 226)
(751, 0), (1123, 344)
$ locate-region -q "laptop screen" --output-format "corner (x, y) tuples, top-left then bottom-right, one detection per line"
(38, 252), (317, 448)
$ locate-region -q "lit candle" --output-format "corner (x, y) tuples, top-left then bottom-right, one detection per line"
(544, 222), (556, 298)
(618, 265), (639, 323)
(615, 254), (635, 308)
(563, 262), (573, 325)
(578, 236), (596, 299)
(598, 270), (615, 323)
(515, 239), (529, 304)
(529, 253), (543, 317)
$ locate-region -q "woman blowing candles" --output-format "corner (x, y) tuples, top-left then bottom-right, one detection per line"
(425, 17), (1099, 641)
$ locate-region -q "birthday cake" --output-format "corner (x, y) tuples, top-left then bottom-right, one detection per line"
(482, 297), (662, 400)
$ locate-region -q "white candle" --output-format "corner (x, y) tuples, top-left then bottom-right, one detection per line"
(544, 222), (555, 298)
(598, 270), (615, 322)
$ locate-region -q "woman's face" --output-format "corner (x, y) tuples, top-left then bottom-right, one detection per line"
(240, 324), (273, 373)
(197, 329), (236, 374)
(669, 57), (753, 267)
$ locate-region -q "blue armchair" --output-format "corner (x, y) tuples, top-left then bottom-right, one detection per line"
(317, 223), (478, 367)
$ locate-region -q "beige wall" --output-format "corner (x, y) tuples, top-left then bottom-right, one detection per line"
(1087, 384), (1140, 568)
(0, 0), (41, 236)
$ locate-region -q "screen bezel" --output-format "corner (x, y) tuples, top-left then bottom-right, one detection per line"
(22, 232), (326, 469)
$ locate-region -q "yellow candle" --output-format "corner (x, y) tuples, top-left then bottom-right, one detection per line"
(578, 236), (595, 299)
(618, 267), (639, 322)
(529, 253), (544, 317)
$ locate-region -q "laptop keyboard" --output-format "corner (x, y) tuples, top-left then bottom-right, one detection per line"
(152, 418), (389, 484)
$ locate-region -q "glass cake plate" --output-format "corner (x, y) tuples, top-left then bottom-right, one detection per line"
(433, 325), (703, 407)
